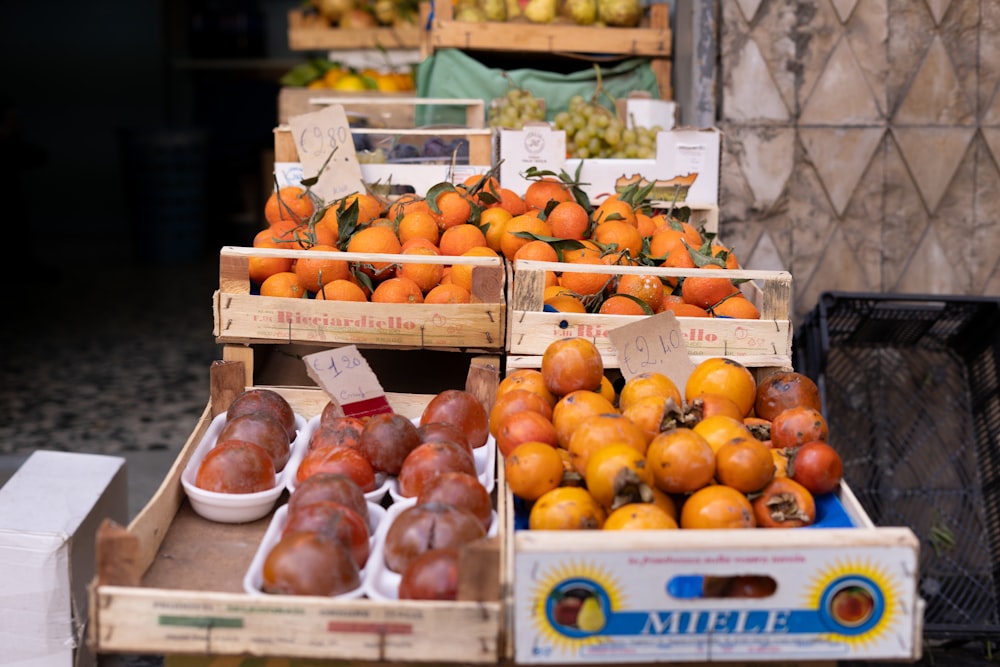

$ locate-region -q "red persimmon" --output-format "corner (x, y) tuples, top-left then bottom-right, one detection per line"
(789, 441), (843, 495)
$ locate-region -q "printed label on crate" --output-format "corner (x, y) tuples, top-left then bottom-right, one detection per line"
(303, 345), (392, 417)
(607, 311), (696, 389)
(514, 544), (918, 663)
(288, 105), (366, 201)
(498, 125), (566, 195)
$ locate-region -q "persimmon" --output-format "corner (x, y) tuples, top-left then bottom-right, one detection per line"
(603, 503), (678, 530)
(770, 406), (829, 449)
(685, 357), (757, 417)
(679, 485), (755, 529)
(714, 436), (775, 493)
(528, 486), (605, 530)
(752, 477), (816, 528)
(541, 337), (605, 397)
(505, 441), (564, 502)
(646, 428), (716, 494)
(755, 371), (823, 421)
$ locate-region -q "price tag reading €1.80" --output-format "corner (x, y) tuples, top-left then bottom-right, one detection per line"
(303, 346), (393, 418)
(288, 104), (366, 203)
(607, 310), (697, 392)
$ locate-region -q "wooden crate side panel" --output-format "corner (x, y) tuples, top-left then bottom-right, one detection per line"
(92, 586), (500, 662)
(429, 1), (670, 57)
(273, 126), (493, 166)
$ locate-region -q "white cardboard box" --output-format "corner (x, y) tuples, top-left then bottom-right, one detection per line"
(497, 126), (721, 207)
(0, 451), (128, 667)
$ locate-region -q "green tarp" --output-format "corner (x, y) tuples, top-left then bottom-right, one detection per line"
(414, 48), (661, 126)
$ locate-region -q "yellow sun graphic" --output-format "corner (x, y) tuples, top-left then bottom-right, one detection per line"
(803, 557), (900, 650)
(531, 559), (627, 655)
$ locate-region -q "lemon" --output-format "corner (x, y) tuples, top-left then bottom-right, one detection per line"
(333, 74), (367, 91)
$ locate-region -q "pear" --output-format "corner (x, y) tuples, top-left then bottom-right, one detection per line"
(524, 0), (558, 23)
(479, 0), (507, 21)
(455, 5), (488, 21)
(597, 0), (641, 26)
(563, 0), (597, 25)
(504, 0), (522, 19)
(312, 0), (353, 23)
(577, 597), (607, 633)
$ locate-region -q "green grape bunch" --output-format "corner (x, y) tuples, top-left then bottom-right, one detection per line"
(553, 94), (664, 159)
(489, 86), (546, 130)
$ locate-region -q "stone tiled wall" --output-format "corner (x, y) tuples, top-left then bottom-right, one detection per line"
(715, 0), (1000, 324)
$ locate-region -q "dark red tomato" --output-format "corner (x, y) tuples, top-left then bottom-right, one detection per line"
(309, 416), (366, 452)
(751, 477), (816, 528)
(397, 441), (477, 498)
(790, 441), (843, 495)
(195, 439), (276, 494)
(282, 500), (371, 569)
(296, 445), (377, 492)
(227, 388), (297, 442)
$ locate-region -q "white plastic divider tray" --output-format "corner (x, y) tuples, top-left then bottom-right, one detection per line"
(365, 501), (500, 601)
(181, 411), (308, 523)
(242, 502), (389, 599)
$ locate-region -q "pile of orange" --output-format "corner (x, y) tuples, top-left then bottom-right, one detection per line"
(496, 176), (761, 319)
(251, 176), (519, 304)
(499, 337), (844, 535)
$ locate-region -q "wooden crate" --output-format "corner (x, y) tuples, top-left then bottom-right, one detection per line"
(278, 89), (418, 126)
(505, 260), (794, 370)
(424, 2), (672, 100)
(214, 246), (506, 352)
(89, 355), (506, 662)
(287, 8), (424, 51)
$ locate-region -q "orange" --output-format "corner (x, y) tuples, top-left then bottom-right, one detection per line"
(424, 283), (471, 304)
(568, 413), (648, 476)
(397, 246), (444, 294)
(715, 436), (776, 493)
(551, 389), (618, 449)
(400, 237), (438, 252)
(294, 244), (351, 293)
(260, 271), (308, 299)
(598, 295), (647, 315)
(679, 485), (756, 529)
(289, 221), (337, 249)
(711, 295), (760, 319)
(686, 357), (757, 417)
(645, 428), (716, 494)
(496, 410), (559, 458)
(593, 220), (643, 257)
(265, 185), (315, 227)
(370, 276), (424, 304)
(346, 225), (402, 279)
(523, 177), (572, 211)
(449, 246), (500, 293)
(547, 201), (590, 240)
(497, 368), (557, 409)
(603, 503), (678, 530)
(315, 279), (368, 302)
(558, 256), (612, 298)
(584, 443), (654, 509)
(592, 195), (637, 227)
(249, 229), (293, 284)
(514, 239), (558, 263)
(480, 206), (513, 252)
(529, 486), (605, 530)
(387, 193), (429, 222)
(397, 210), (440, 247)
(681, 274), (740, 309)
(618, 372), (682, 412)
(343, 192), (384, 226)
(711, 242), (741, 269)
(545, 294), (587, 313)
(635, 212), (659, 238)
(495, 188), (528, 216)
(616, 274), (666, 312)
(431, 189), (474, 230)
(505, 441), (564, 502)
(660, 301), (711, 317)
(500, 214), (552, 261)
(541, 337), (604, 397)
(692, 414), (754, 454)
(439, 223), (487, 256)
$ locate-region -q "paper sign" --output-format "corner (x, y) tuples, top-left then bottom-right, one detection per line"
(288, 105), (366, 203)
(497, 124), (567, 195)
(607, 311), (697, 391)
(303, 346), (393, 418)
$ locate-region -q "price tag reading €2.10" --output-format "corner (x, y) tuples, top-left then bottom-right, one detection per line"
(288, 104), (366, 203)
(303, 346), (393, 418)
(607, 310), (697, 392)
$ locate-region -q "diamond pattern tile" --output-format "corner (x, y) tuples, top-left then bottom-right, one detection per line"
(720, 0), (999, 322)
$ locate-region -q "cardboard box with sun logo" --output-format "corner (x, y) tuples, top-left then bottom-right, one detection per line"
(501, 341), (923, 664)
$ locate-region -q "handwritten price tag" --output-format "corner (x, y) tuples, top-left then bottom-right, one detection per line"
(303, 346), (393, 418)
(607, 311), (697, 391)
(288, 105), (365, 203)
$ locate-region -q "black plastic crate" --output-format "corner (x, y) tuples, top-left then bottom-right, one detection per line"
(794, 292), (1000, 640)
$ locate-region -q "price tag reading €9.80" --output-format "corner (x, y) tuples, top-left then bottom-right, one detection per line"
(607, 310), (697, 393)
(288, 104), (366, 203)
(303, 345), (393, 418)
